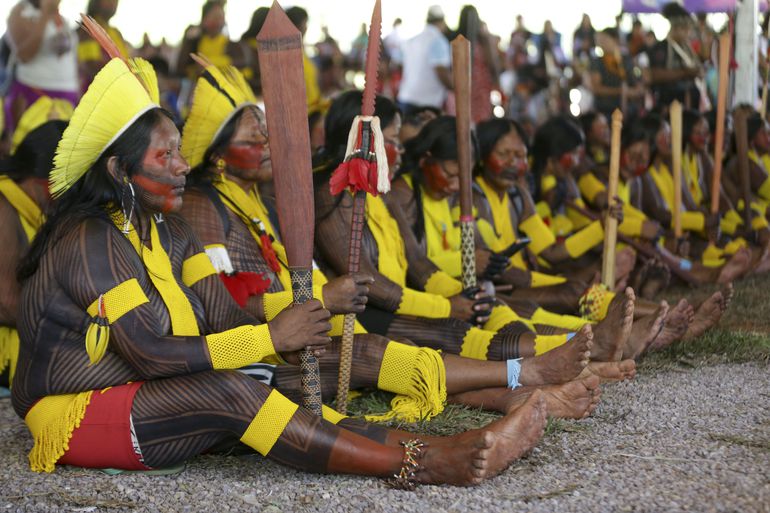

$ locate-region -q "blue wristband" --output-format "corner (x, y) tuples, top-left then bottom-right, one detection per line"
(506, 358), (523, 389)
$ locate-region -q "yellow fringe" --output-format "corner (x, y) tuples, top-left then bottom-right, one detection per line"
(0, 326), (20, 384)
(366, 342), (446, 423)
(25, 391), (93, 473)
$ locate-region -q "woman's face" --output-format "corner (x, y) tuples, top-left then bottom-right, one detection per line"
(222, 107), (272, 184)
(655, 122), (672, 159)
(202, 4), (226, 35)
(383, 113), (404, 179)
(590, 114), (610, 148)
(551, 146), (581, 179)
(689, 117), (710, 152)
(621, 140), (650, 179)
(132, 115), (190, 214)
(483, 128), (528, 191)
(422, 158), (460, 200)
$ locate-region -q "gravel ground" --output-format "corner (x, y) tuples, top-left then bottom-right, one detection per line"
(0, 362), (768, 513)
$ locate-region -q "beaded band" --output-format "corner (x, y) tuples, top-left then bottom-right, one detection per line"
(385, 439), (426, 491)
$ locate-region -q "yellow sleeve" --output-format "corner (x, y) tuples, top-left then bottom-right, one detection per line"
(397, 288), (452, 318)
(428, 250), (463, 279)
(564, 220), (604, 258)
(78, 40), (102, 62)
(519, 214), (556, 255)
(680, 211), (705, 232)
(578, 173), (606, 203)
(206, 324), (284, 368)
(424, 271), (463, 298)
(263, 285), (325, 322)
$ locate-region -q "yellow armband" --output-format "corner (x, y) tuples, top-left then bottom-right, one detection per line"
(564, 220), (604, 258)
(619, 216), (644, 237)
(482, 304), (522, 332)
(205, 324), (284, 368)
(541, 174), (557, 194)
(262, 286), (325, 322)
(519, 215), (556, 255)
(530, 271), (567, 287)
(239, 389), (298, 456)
(459, 327), (495, 360)
(182, 253), (217, 287)
(424, 271), (463, 298)
(396, 288), (452, 318)
(680, 211), (705, 232)
(85, 279), (150, 366)
(578, 173), (606, 203)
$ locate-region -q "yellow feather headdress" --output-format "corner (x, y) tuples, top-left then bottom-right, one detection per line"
(11, 96), (74, 155)
(181, 54), (258, 170)
(49, 15), (160, 198)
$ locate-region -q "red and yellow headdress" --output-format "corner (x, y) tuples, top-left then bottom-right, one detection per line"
(50, 16), (160, 198)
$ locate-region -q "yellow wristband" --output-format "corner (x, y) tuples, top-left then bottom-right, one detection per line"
(680, 211), (705, 232)
(578, 173), (606, 203)
(396, 288), (452, 318)
(459, 327), (495, 360)
(424, 271), (463, 298)
(205, 324), (283, 369)
(564, 220), (604, 258)
(519, 215), (556, 255)
(263, 285), (325, 322)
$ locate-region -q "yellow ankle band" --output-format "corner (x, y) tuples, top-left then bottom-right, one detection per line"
(460, 327), (496, 360)
(322, 405), (346, 424)
(534, 333), (569, 355)
(240, 389), (298, 456)
(530, 271), (567, 287)
(531, 308), (588, 331)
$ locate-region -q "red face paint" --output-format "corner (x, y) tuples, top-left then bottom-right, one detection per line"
(423, 162), (450, 192)
(690, 133), (709, 150)
(486, 155), (505, 174)
(224, 143), (265, 170)
(559, 151), (578, 171)
(487, 155), (528, 179)
(132, 174), (181, 213)
(385, 142), (400, 167)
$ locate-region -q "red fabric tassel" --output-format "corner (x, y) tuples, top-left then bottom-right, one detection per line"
(259, 234), (282, 273)
(330, 158), (379, 196)
(219, 272), (272, 307)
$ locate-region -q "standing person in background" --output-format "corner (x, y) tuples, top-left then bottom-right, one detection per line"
(648, 2), (702, 110)
(4, 0), (79, 135)
(455, 5), (500, 124)
(239, 7), (269, 97)
(286, 6), (326, 114)
(176, 1), (245, 81)
(573, 14), (595, 61)
(590, 28), (644, 120)
(348, 23), (368, 72)
(77, 0), (129, 89)
(507, 15), (531, 71)
(397, 5), (452, 116)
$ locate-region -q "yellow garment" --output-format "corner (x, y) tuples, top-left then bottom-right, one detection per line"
(617, 179), (647, 237)
(530, 271), (567, 287)
(748, 151), (770, 204)
(396, 288), (452, 319)
(518, 214), (556, 255)
(476, 176), (516, 252)
(302, 52), (323, 113)
(578, 172), (606, 204)
(366, 194), (408, 286)
(721, 208), (743, 235)
(566, 198), (592, 230)
(423, 270), (463, 298)
(0, 175), (44, 241)
(648, 163), (705, 232)
(11, 96), (73, 154)
(0, 327), (19, 385)
(78, 25), (129, 63)
(533, 334), (569, 355)
(564, 220), (604, 258)
(181, 253), (218, 287)
(84, 278), (150, 366)
(239, 389), (298, 456)
(197, 34), (232, 69)
(683, 152), (704, 206)
(459, 327), (495, 360)
(701, 243), (726, 268)
(420, 187), (463, 278)
(365, 342), (446, 422)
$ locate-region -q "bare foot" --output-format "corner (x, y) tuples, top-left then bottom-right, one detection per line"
(682, 291), (724, 341)
(752, 245), (770, 274)
(418, 391), (547, 485)
(591, 288), (635, 361)
(579, 359), (637, 382)
(519, 325), (593, 386)
(717, 248), (751, 284)
(625, 303), (667, 359)
(720, 283), (734, 311)
(538, 376), (601, 419)
(648, 299), (694, 351)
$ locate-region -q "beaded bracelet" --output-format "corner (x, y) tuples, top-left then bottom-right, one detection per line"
(385, 439), (426, 491)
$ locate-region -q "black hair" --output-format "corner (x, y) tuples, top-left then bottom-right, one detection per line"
(398, 115), (477, 242)
(242, 7), (269, 40)
(746, 111), (764, 142)
(147, 56), (170, 77)
(0, 120), (68, 181)
(662, 2), (691, 21)
(286, 6), (309, 29)
(475, 117), (528, 174)
(187, 106), (253, 187)
(682, 108), (705, 146)
(530, 116), (584, 200)
(456, 5), (481, 43)
(600, 27), (620, 40)
(578, 111), (604, 142)
(201, 1), (224, 22)
(19, 108), (172, 281)
(621, 115), (649, 150)
(640, 113), (666, 160)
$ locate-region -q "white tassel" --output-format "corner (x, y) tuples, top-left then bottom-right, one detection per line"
(344, 116), (362, 160)
(369, 116), (391, 194)
(205, 245), (235, 274)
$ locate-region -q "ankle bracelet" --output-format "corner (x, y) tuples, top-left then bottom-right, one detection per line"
(385, 439), (425, 491)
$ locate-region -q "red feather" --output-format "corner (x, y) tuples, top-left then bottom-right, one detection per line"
(259, 234), (282, 274)
(80, 15), (124, 60)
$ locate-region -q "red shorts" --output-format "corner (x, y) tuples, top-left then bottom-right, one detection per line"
(58, 381), (150, 470)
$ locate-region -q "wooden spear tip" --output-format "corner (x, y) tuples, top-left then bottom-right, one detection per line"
(452, 34), (470, 45)
(611, 108), (623, 125)
(256, 0), (299, 41)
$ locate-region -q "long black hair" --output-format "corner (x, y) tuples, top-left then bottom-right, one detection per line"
(19, 108), (173, 281)
(0, 120), (68, 181)
(475, 117), (527, 174)
(398, 115), (475, 242)
(682, 108), (704, 148)
(314, 90), (400, 219)
(641, 113), (665, 162)
(530, 116), (584, 201)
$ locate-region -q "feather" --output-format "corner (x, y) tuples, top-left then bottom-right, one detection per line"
(80, 14), (124, 60)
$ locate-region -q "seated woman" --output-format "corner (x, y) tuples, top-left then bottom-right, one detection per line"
(178, 62), (601, 420)
(0, 97), (70, 388)
(12, 54), (550, 486)
(313, 92), (631, 377)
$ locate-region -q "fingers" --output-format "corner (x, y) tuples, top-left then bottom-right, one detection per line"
(351, 272), (375, 284)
